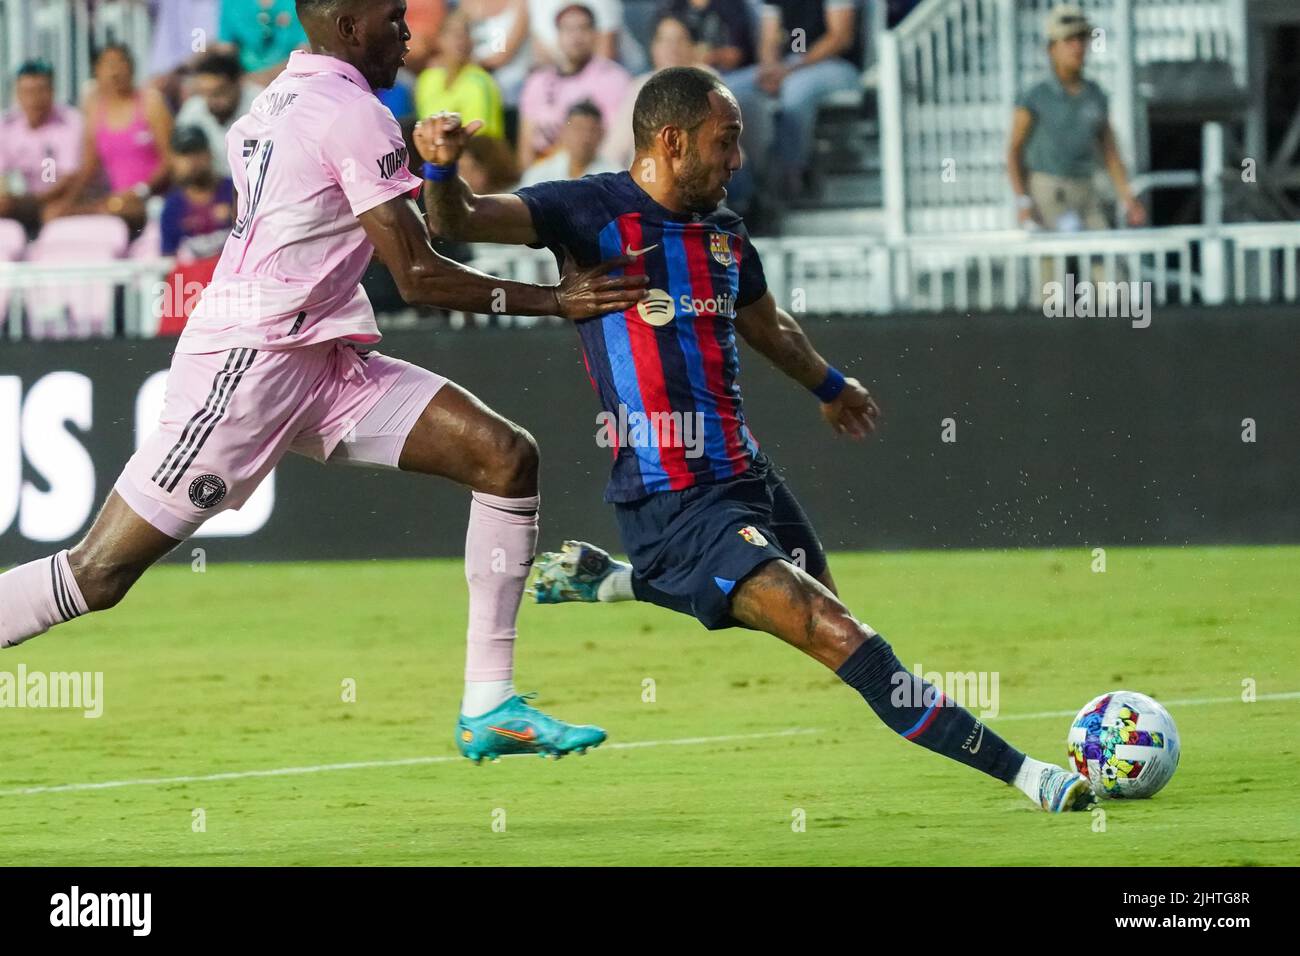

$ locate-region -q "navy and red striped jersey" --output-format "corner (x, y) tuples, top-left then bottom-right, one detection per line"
(517, 171), (768, 503)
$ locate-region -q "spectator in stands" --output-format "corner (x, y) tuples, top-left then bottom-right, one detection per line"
(1008, 5), (1146, 231)
(460, 135), (521, 193)
(0, 61), (84, 237)
(604, 14), (709, 167)
(520, 100), (620, 186)
(415, 11), (506, 139)
(377, 81), (419, 122)
(176, 51), (259, 178)
(658, 0), (755, 73)
(518, 4), (631, 169)
(217, 0), (307, 85)
(160, 125), (234, 262)
(404, 0), (449, 72)
(531, 0), (623, 66)
(461, 0), (532, 106)
(728, 0), (863, 195)
(47, 44), (172, 230)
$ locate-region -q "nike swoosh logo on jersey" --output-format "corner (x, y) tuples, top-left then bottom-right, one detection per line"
(964, 722), (984, 754)
(625, 244), (659, 257)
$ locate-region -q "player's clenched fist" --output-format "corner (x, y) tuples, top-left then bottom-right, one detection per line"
(820, 377), (881, 440)
(414, 112), (483, 166)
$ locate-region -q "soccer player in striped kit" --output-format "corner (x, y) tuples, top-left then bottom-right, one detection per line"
(0, 0), (651, 762)
(418, 66), (1095, 809)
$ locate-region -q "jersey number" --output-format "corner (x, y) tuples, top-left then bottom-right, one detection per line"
(232, 138), (275, 240)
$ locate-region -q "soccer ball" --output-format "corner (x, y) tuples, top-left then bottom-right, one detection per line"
(1067, 691), (1180, 799)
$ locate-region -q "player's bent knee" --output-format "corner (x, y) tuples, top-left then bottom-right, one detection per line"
(479, 425), (539, 498)
(812, 594), (868, 659)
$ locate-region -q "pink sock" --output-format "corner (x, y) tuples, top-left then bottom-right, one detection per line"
(0, 551), (88, 649)
(463, 492), (538, 685)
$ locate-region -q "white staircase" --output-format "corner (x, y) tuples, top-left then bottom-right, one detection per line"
(877, 0), (1251, 237)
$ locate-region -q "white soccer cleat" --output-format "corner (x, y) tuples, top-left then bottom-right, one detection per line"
(1037, 766), (1096, 812)
(531, 540), (628, 604)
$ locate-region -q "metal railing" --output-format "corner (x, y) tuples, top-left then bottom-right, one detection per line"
(4, 222), (1299, 342)
(1224, 222), (1300, 305)
(878, 0), (1250, 238)
(0, 259), (170, 340)
(895, 225), (1202, 312)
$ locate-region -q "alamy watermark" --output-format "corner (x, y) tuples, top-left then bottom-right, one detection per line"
(891, 664), (1000, 719)
(0, 665), (103, 718)
(1042, 276), (1152, 328)
(595, 403), (707, 459)
(50, 886), (150, 935)
(151, 277), (262, 323)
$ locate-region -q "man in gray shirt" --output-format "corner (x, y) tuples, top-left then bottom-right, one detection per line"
(175, 51), (261, 179)
(1007, 4), (1145, 230)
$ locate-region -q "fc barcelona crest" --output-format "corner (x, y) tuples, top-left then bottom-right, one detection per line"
(709, 232), (733, 267)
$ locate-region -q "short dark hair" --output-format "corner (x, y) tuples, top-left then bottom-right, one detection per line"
(171, 125), (211, 155)
(567, 99), (603, 123)
(16, 60), (55, 82)
(92, 42), (135, 71)
(296, 0), (366, 19)
(652, 13), (697, 43)
(191, 50), (242, 84)
(632, 67), (726, 152)
(555, 3), (596, 28)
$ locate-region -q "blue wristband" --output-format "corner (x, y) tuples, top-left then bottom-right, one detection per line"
(812, 366), (847, 403)
(421, 161), (458, 182)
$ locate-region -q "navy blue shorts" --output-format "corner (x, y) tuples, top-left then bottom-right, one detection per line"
(614, 456), (828, 630)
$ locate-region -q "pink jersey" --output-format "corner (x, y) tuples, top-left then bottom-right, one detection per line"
(0, 104), (84, 196)
(518, 57), (631, 159)
(178, 51), (421, 355)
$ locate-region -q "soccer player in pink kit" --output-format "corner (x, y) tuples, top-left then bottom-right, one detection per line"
(0, 0), (648, 763)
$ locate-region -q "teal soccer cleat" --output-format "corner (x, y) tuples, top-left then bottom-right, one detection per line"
(531, 540), (629, 604)
(457, 693), (608, 763)
(1037, 766), (1096, 812)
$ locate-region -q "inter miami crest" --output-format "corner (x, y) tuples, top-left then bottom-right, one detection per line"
(189, 474), (228, 510)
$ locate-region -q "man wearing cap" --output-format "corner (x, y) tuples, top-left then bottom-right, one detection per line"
(0, 61), (85, 237)
(160, 126), (236, 263)
(1007, 4), (1145, 231)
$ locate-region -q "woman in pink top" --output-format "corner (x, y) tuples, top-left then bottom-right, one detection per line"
(48, 44), (173, 229)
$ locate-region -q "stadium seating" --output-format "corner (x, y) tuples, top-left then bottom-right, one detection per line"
(0, 218), (25, 262)
(25, 215), (129, 339)
(129, 219), (162, 260)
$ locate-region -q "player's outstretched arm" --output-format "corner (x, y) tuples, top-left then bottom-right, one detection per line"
(359, 195), (646, 318)
(414, 115), (537, 244)
(735, 291), (881, 439)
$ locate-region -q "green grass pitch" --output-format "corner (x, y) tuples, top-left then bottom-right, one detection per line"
(2, 546), (1296, 866)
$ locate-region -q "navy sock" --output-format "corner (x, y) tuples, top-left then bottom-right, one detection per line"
(836, 635), (1024, 784)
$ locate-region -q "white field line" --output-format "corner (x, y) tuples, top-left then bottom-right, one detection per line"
(0, 728), (819, 797)
(990, 690), (1300, 722)
(4, 691), (1295, 798)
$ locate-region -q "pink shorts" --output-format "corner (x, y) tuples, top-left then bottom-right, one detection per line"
(116, 340), (446, 540)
